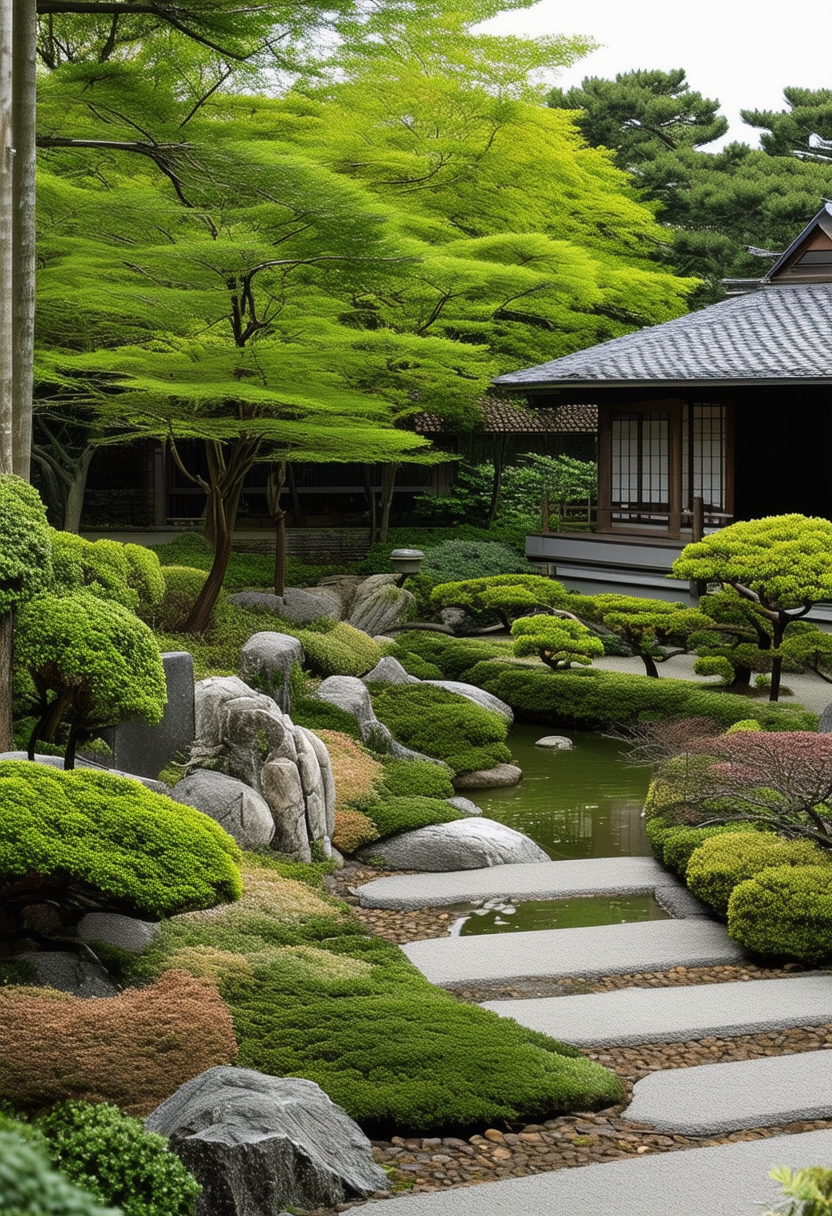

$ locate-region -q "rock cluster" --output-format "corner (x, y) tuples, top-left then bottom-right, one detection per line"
(145, 1066), (388, 1216)
(228, 573), (414, 637)
(182, 676), (335, 861)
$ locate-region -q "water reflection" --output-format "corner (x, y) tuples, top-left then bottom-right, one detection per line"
(449, 894), (669, 936)
(477, 724), (652, 860)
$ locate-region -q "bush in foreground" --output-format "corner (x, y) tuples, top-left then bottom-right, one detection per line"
(685, 832), (830, 915)
(728, 866), (832, 964)
(0, 1128), (119, 1216)
(369, 683), (511, 774)
(0, 972), (237, 1115)
(41, 1101), (200, 1216)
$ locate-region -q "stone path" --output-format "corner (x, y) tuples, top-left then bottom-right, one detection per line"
(481, 973), (832, 1046)
(351, 1129), (832, 1215)
(402, 919), (746, 986)
(623, 1051), (832, 1135)
(355, 856), (705, 915)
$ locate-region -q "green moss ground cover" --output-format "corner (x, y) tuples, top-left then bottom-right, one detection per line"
(368, 683), (511, 774)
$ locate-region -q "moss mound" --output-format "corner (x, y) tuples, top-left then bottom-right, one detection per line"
(369, 683), (511, 774)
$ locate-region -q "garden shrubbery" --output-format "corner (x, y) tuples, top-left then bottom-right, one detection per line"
(420, 540), (531, 584)
(154, 566), (209, 632)
(727, 866), (832, 964)
(0, 762), (242, 919)
(360, 796), (464, 839)
(685, 832), (830, 915)
(369, 683), (511, 774)
(299, 620), (381, 678)
(0, 1126), (120, 1216)
(51, 532), (165, 622)
(332, 809), (379, 854)
(395, 632), (513, 680)
(0, 971), (237, 1115)
(40, 1101), (200, 1216)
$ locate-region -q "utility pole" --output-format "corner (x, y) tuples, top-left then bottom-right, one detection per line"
(0, 0), (13, 476)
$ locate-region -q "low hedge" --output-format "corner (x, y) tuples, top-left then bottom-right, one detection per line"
(461, 663), (818, 731)
(394, 632), (511, 681)
(41, 1101), (200, 1216)
(131, 855), (622, 1135)
(648, 820), (751, 878)
(360, 796), (464, 840)
(0, 971), (237, 1115)
(368, 683), (511, 774)
(685, 832), (830, 915)
(728, 866), (832, 964)
(378, 758), (455, 801)
(0, 762), (242, 919)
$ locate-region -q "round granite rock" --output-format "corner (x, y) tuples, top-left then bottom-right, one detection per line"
(452, 763), (522, 790)
(535, 735), (574, 750)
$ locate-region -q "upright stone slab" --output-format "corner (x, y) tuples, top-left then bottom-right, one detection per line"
(819, 701), (832, 733)
(104, 652), (195, 779)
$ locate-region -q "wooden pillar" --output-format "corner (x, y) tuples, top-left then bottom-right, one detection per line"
(597, 408), (612, 532)
(668, 402), (682, 537)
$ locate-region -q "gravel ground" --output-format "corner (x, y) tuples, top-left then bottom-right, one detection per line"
(315, 864), (832, 1214)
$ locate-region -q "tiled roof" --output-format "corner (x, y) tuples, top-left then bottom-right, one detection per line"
(413, 399), (597, 434)
(494, 284), (832, 388)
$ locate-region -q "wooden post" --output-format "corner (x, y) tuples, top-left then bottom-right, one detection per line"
(0, 0), (14, 474)
(668, 402), (682, 537)
(597, 409), (612, 532)
(692, 495), (704, 542)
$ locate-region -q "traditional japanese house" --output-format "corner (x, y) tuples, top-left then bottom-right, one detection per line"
(493, 203), (832, 604)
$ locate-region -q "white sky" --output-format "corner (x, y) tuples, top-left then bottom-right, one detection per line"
(481, 0), (832, 150)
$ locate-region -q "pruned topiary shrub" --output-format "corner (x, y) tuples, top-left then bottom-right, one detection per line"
(40, 1101), (200, 1216)
(394, 632), (512, 681)
(462, 663), (818, 732)
(658, 824), (753, 878)
(0, 476), (52, 617)
(154, 566), (209, 632)
(685, 831), (830, 915)
(299, 620), (381, 678)
(369, 683), (511, 774)
(0, 971), (237, 1115)
(728, 866), (832, 964)
(50, 533), (164, 621)
(15, 591), (168, 766)
(0, 762), (242, 927)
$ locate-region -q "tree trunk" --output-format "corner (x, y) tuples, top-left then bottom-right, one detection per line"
(183, 480), (242, 633)
(378, 462), (398, 544)
(11, 0), (36, 478)
(728, 662), (753, 692)
(486, 435), (508, 526)
(361, 463), (377, 543)
(769, 615), (787, 703)
(0, 0), (14, 475)
(640, 650), (660, 678)
(286, 462), (303, 527)
(60, 446), (95, 532)
(266, 462), (287, 597)
(0, 613), (13, 751)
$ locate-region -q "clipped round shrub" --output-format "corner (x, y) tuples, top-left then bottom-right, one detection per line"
(0, 761), (242, 919)
(728, 865), (832, 963)
(685, 831), (830, 915)
(361, 796), (463, 839)
(332, 809), (380, 854)
(369, 683), (511, 775)
(299, 621), (381, 678)
(421, 540), (530, 583)
(0, 475), (52, 616)
(659, 824), (750, 878)
(0, 971), (237, 1115)
(379, 758), (455, 800)
(15, 591), (168, 755)
(122, 545), (165, 622)
(394, 632), (511, 681)
(40, 1101), (200, 1216)
(724, 719), (763, 734)
(0, 1128), (119, 1216)
(154, 565), (209, 632)
(50, 532), (164, 616)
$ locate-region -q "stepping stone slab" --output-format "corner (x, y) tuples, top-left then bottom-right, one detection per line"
(624, 1050), (832, 1135)
(402, 919), (745, 986)
(482, 974), (832, 1046)
(349, 1130), (832, 1216)
(357, 856), (684, 910)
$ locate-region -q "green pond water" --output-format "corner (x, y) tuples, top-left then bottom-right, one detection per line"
(477, 723), (653, 862)
(450, 893), (669, 936)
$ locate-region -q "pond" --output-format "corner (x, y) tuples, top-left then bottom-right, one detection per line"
(449, 893), (669, 936)
(476, 723), (652, 861)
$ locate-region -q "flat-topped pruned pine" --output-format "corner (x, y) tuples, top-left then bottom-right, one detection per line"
(0, 762), (242, 921)
(15, 591), (167, 768)
(511, 615), (605, 670)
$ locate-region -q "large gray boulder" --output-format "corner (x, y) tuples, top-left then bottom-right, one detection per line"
(439, 606), (481, 635)
(77, 913), (160, 954)
(361, 656), (420, 686)
(227, 589), (337, 626)
(425, 680), (513, 723)
(314, 575), (363, 617)
(820, 702), (832, 734)
(453, 763), (523, 790)
(355, 817), (548, 870)
(145, 1066), (387, 1216)
(171, 770), (275, 849)
(314, 677), (446, 766)
(191, 677), (335, 861)
(347, 574), (415, 636)
(239, 632), (304, 714)
(15, 952), (120, 998)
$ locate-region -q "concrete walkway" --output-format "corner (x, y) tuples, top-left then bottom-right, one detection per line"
(623, 1051), (832, 1135)
(402, 918), (745, 986)
(356, 856), (706, 917)
(481, 974), (832, 1046)
(351, 1129), (832, 1215)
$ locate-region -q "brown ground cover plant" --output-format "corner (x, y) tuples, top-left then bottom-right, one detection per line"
(0, 970), (237, 1115)
(314, 729), (382, 808)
